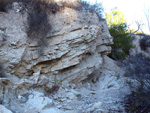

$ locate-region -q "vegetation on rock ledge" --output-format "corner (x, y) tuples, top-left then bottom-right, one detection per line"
(106, 8), (133, 60)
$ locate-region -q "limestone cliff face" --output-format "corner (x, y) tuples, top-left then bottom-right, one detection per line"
(0, 7), (112, 88)
(0, 4), (120, 113)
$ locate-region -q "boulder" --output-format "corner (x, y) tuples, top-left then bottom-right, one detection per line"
(25, 92), (53, 112)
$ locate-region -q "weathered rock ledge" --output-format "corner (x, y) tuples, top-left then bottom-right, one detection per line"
(0, 7), (112, 87)
(0, 5), (118, 113)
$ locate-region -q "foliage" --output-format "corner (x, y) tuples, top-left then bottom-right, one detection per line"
(79, 0), (103, 20)
(106, 8), (133, 60)
(106, 8), (126, 27)
(127, 29), (144, 34)
(123, 53), (150, 112)
(61, 0), (104, 20)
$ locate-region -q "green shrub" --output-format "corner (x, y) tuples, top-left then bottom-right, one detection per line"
(106, 8), (133, 60)
(108, 23), (133, 60)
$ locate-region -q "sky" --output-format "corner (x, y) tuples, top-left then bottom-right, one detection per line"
(85, 0), (150, 34)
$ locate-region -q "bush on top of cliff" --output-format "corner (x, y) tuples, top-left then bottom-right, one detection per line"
(108, 23), (133, 60)
(63, 0), (104, 19)
(0, 0), (103, 19)
(77, 0), (103, 20)
(106, 8), (133, 60)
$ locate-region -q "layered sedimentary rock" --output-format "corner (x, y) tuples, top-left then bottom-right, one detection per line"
(0, 3), (115, 113)
(0, 7), (112, 88)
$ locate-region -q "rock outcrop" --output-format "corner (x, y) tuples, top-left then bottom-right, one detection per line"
(0, 3), (120, 113)
(0, 7), (112, 87)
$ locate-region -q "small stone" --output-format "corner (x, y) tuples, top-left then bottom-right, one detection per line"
(63, 105), (72, 110)
(86, 102), (103, 112)
(57, 105), (63, 109)
(18, 95), (23, 99)
(70, 89), (81, 97)
(33, 72), (40, 76)
(89, 91), (96, 95)
(26, 92), (53, 111)
(60, 98), (67, 102)
(92, 102), (102, 109)
(66, 92), (76, 100)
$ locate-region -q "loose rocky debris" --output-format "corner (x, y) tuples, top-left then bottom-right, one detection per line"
(0, 57), (130, 113)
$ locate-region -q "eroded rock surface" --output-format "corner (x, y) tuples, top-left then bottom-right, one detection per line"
(0, 7), (112, 87)
(0, 5), (130, 113)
